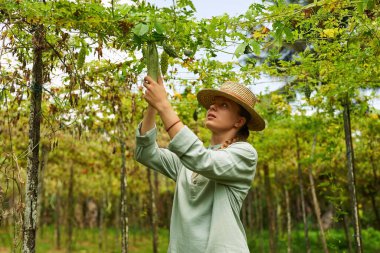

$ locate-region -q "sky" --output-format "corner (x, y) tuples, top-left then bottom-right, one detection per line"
(106, 0), (257, 17)
(148, 0), (256, 18)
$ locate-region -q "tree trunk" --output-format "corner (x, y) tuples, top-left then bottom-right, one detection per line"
(23, 22), (44, 253)
(284, 187), (292, 253)
(98, 200), (102, 251)
(114, 196), (120, 249)
(55, 183), (61, 249)
(165, 177), (172, 225)
(253, 188), (259, 232)
(154, 171), (159, 225)
(242, 199), (248, 229)
(295, 134), (311, 253)
(0, 185), (3, 226)
(273, 164), (281, 238)
(147, 169), (158, 253)
(67, 166), (74, 253)
(247, 190), (254, 232)
(256, 169), (264, 253)
(370, 194), (380, 229)
(264, 164), (276, 253)
(138, 195), (144, 242)
(120, 140), (128, 253)
(368, 141), (380, 229)
(98, 194), (106, 252)
(343, 214), (353, 253)
(342, 96), (363, 253)
(37, 144), (49, 239)
(308, 135), (329, 253)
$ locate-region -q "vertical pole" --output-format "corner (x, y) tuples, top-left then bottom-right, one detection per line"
(23, 23), (44, 253)
(342, 95), (363, 253)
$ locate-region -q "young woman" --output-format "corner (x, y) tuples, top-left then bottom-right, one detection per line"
(134, 76), (265, 253)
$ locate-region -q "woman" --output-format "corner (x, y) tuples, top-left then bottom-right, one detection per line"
(134, 76), (265, 253)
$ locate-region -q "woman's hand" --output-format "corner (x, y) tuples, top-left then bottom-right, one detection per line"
(142, 75), (184, 139)
(143, 75), (170, 113)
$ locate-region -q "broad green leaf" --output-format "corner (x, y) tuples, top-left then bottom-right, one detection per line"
(132, 23), (149, 37)
(249, 40), (261, 55)
(234, 42), (248, 58)
(154, 21), (165, 34)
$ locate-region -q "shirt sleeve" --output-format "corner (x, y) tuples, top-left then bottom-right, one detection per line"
(168, 126), (257, 188)
(134, 122), (183, 181)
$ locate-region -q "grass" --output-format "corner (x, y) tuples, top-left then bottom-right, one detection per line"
(1, 225), (380, 252)
(0, 225), (169, 253)
(247, 227), (380, 253)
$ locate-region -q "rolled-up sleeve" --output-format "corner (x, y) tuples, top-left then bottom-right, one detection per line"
(134, 123), (182, 181)
(168, 126), (257, 188)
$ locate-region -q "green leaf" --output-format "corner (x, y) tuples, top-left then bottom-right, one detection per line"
(132, 23), (149, 37)
(272, 20), (284, 31)
(273, 21), (284, 42)
(177, 0), (196, 11)
(357, 2), (364, 13)
(152, 32), (166, 42)
(234, 42), (248, 58)
(154, 21), (165, 34)
(251, 3), (265, 14)
(284, 27), (293, 41)
(363, 0), (370, 9)
(367, 0), (375, 10)
(249, 40), (261, 55)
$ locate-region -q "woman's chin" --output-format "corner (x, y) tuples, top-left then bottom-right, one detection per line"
(205, 121), (218, 131)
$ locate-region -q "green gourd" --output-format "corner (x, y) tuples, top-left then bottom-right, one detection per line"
(160, 51), (169, 76)
(163, 43), (179, 58)
(145, 42), (160, 82)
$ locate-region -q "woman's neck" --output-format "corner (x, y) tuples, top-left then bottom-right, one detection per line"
(210, 131), (237, 146)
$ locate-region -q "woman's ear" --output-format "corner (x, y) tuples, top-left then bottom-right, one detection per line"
(234, 117), (247, 128)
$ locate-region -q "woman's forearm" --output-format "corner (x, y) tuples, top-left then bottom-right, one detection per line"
(142, 75), (184, 138)
(140, 105), (157, 135)
(157, 102), (184, 139)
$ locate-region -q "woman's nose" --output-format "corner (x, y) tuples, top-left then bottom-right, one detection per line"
(209, 103), (216, 111)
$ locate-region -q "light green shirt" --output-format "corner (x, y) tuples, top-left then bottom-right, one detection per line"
(134, 124), (258, 253)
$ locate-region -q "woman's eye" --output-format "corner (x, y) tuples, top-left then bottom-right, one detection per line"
(222, 103), (228, 108)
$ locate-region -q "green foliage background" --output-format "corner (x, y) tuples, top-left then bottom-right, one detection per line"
(0, 0), (379, 252)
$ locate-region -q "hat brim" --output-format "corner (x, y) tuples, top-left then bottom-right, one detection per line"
(197, 89), (265, 131)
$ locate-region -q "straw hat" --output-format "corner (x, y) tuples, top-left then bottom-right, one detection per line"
(197, 81), (265, 131)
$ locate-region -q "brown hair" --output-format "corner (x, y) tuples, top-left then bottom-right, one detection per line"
(220, 105), (251, 149)
(237, 105), (251, 140)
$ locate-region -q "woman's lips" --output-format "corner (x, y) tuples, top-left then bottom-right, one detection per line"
(207, 113), (216, 119)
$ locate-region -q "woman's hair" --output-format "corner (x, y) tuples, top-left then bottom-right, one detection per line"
(236, 105), (251, 141)
(220, 105), (251, 149)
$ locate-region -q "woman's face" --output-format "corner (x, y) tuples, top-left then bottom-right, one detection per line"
(205, 96), (245, 133)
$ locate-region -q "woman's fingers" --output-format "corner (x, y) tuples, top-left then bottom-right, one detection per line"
(143, 92), (157, 109)
(144, 75), (159, 86)
(144, 75), (154, 83)
(143, 91), (151, 103)
(142, 75), (167, 111)
(143, 81), (150, 90)
(144, 75), (163, 86)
